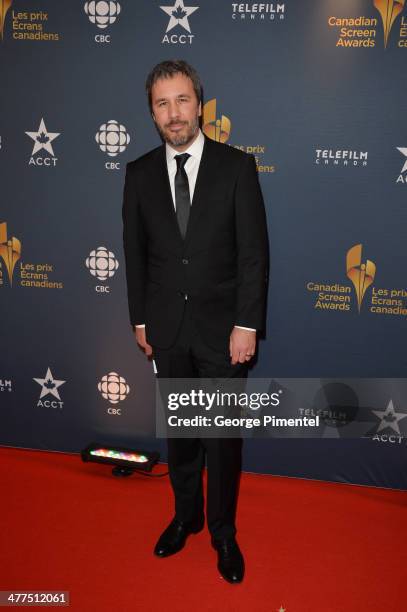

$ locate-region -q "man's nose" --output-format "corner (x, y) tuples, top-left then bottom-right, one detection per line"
(168, 100), (180, 120)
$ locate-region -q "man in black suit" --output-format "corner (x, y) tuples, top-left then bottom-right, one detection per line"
(122, 60), (268, 584)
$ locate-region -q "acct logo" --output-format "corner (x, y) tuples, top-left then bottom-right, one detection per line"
(85, 246), (119, 293)
(315, 148), (368, 167)
(25, 118), (60, 167)
(327, 0), (407, 49)
(372, 399), (407, 435)
(95, 120), (130, 170)
(160, 0), (199, 45)
(231, 2), (286, 22)
(84, 1), (121, 43)
(306, 244), (407, 317)
(396, 147), (407, 183)
(33, 367), (66, 410)
(203, 98), (275, 173)
(98, 372), (130, 415)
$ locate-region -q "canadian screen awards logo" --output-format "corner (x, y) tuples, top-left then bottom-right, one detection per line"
(0, 222), (63, 289)
(83, 0), (121, 43)
(95, 120), (130, 170)
(231, 2), (286, 22)
(203, 99), (231, 143)
(396, 147), (407, 183)
(160, 0), (199, 45)
(25, 118), (60, 167)
(0, 0), (12, 40)
(346, 244), (376, 312)
(202, 98), (275, 173)
(85, 246), (119, 293)
(98, 372), (130, 415)
(306, 243), (407, 317)
(327, 0), (406, 49)
(33, 367), (66, 410)
(0, 1), (60, 43)
(375, 0), (406, 47)
(0, 221), (21, 287)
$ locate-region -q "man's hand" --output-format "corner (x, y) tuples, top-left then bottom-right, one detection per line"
(229, 327), (256, 365)
(134, 326), (153, 357)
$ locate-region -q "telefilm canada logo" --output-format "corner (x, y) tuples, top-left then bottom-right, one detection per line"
(33, 367), (66, 410)
(160, 0), (199, 45)
(0, 378), (12, 392)
(95, 120), (130, 170)
(306, 243), (407, 317)
(315, 148), (368, 167)
(0, 1), (60, 43)
(231, 2), (286, 22)
(83, 0), (121, 44)
(98, 372), (130, 415)
(25, 118), (60, 167)
(0, 222), (63, 289)
(202, 98), (275, 173)
(85, 246), (119, 293)
(327, 0), (407, 49)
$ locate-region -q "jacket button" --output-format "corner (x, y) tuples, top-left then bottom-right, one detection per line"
(182, 258), (189, 265)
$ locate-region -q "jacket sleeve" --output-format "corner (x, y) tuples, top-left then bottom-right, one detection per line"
(122, 162), (148, 327)
(234, 154), (269, 332)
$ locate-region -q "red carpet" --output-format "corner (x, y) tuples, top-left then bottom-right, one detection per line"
(0, 446), (405, 611)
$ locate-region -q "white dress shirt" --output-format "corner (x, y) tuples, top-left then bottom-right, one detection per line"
(136, 129), (255, 332)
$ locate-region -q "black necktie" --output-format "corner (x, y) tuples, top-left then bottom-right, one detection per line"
(174, 153), (191, 239)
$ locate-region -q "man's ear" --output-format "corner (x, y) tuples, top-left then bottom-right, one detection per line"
(198, 102), (202, 117)
(151, 112), (156, 123)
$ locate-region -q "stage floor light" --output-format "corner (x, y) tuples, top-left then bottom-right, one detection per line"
(81, 443), (160, 476)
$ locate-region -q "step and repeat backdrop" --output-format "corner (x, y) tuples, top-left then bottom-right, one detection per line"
(1, 0), (406, 489)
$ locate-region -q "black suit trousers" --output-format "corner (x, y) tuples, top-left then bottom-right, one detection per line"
(153, 300), (247, 540)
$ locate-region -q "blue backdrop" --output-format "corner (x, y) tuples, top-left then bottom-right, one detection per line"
(1, 0), (406, 489)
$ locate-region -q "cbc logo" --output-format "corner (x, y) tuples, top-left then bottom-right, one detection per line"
(95, 120), (130, 168)
(98, 372), (130, 414)
(84, 1), (121, 38)
(85, 246), (119, 293)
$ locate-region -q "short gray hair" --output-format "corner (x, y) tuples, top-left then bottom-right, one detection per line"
(145, 60), (202, 112)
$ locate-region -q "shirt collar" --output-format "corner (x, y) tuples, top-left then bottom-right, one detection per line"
(166, 128), (205, 166)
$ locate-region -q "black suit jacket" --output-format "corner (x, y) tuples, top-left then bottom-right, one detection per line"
(122, 135), (269, 350)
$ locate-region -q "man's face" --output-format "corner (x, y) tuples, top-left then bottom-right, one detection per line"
(151, 73), (201, 151)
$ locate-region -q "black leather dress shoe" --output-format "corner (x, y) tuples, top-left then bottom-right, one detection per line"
(154, 517), (204, 557)
(212, 537), (245, 583)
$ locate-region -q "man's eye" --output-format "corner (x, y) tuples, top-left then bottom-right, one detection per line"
(158, 101), (166, 107)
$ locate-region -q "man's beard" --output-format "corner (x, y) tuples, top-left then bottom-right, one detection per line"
(157, 115), (200, 148)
